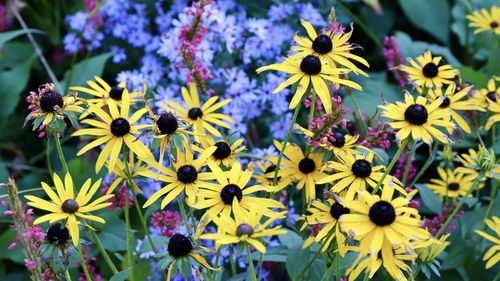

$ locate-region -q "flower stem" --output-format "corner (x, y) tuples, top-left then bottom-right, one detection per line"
(320, 259), (336, 281)
(130, 190), (158, 254)
(65, 269), (73, 281)
(77, 244), (93, 281)
(372, 138), (408, 194)
(89, 228), (118, 274)
(124, 190), (136, 281)
(435, 172), (484, 238)
(178, 198), (193, 237)
(246, 244), (257, 281)
(402, 141), (417, 186)
(228, 246), (237, 276)
(46, 137), (53, 176)
(297, 246), (323, 280)
(272, 103), (302, 186)
(53, 134), (69, 174)
(348, 92), (369, 138)
(409, 142), (438, 187)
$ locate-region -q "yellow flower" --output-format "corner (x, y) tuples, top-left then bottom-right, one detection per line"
(475, 216), (500, 269)
(290, 19), (370, 76)
(486, 99), (500, 130)
(70, 76), (144, 109)
(415, 234), (450, 263)
(254, 160), (293, 192)
(73, 89), (154, 173)
(380, 93), (454, 144)
(423, 83), (484, 133)
(318, 152), (405, 200)
(466, 6), (500, 35)
(456, 148), (500, 180)
(400, 51), (457, 89)
(193, 136), (245, 168)
(140, 144), (216, 208)
(425, 167), (483, 198)
(106, 151), (148, 194)
(339, 184), (430, 255)
(25, 173), (113, 246)
(269, 140), (328, 202)
(473, 78), (499, 109)
(163, 82), (233, 137)
(302, 197), (350, 255)
(200, 199), (286, 253)
(256, 55), (361, 114)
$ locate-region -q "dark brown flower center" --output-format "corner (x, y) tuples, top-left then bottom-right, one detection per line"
(40, 91), (64, 112)
(369, 201), (396, 226)
(109, 85), (124, 100)
(220, 184), (243, 204)
(188, 107), (203, 120)
(300, 55), (322, 75)
(491, 21), (499, 28)
(487, 92), (497, 102)
(61, 199), (79, 213)
(110, 118), (131, 137)
(404, 104), (428, 125)
(329, 202), (350, 220)
(167, 234), (192, 258)
(331, 130), (346, 148)
(46, 223), (70, 245)
(156, 112), (178, 135)
(351, 159), (372, 178)
(312, 34), (333, 55)
(177, 165), (198, 184)
(236, 223), (254, 236)
(439, 97), (451, 108)
(447, 183), (459, 191)
(422, 62), (438, 78)
(213, 141), (232, 160)
(298, 157), (316, 174)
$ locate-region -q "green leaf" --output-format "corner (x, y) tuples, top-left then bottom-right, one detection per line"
(395, 32), (461, 66)
(459, 66), (489, 88)
(398, 0), (449, 44)
(96, 211), (127, 251)
(0, 29), (44, 48)
(277, 229), (302, 249)
(0, 56), (36, 119)
(251, 246), (288, 262)
(0, 229), (25, 263)
(60, 53), (112, 92)
(285, 247), (324, 280)
(415, 184), (443, 214)
(110, 269), (131, 281)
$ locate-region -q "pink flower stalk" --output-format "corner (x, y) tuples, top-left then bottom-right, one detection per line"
(329, 22), (345, 34)
(359, 121), (392, 150)
(423, 204), (465, 236)
(391, 153), (417, 184)
(42, 268), (57, 281)
(383, 36), (408, 87)
(0, 4), (11, 32)
(405, 187), (421, 208)
(151, 210), (182, 237)
(84, 0), (104, 27)
(78, 249), (103, 281)
(100, 182), (133, 210)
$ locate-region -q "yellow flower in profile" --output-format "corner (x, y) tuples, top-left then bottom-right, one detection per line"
(466, 6), (500, 35)
(473, 78), (499, 109)
(456, 148), (500, 180)
(70, 76), (144, 109)
(303, 197), (350, 255)
(25, 173), (113, 246)
(201, 200), (286, 253)
(254, 160), (293, 192)
(256, 55), (361, 114)
(380, 93), (454, 144)
(400, 51), (457, 89)
(415, 234), (450, 263)
(106, 151), (148, 194)
(346, 243), (414, 281)
(290, 19), (370, 76)
(475, 216), (500, 269)
(73, 89), (154, 173)
(425, 167), (483, 198)
(423, 83), (484, 133)
(486, 100), (500, 130)
(318, 152), (405, 200)
(163, 82), (233, 137)
(140, 145), (216, 208)
(193, 136), (245, 167)
(270, 140), (328, 202)
(339, 184), (430, 255)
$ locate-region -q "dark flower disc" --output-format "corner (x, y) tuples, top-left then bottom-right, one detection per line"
(109, 85), (124, 100)
(351, 159), (372, 178)
(300, 55), (322, 75)
(220, 184), (243, 204)
(188, 107), (203, 120)
(312, 34), (333, 54)
(422, 62), (439, 78)
(439, 97), (451, 108)
(40, 91), (64, 112)
(329, 202), (350, 220)
(447, 183), (459, 191)
(156, 112), (178, 135)
(369, 201), (396, 226)
(110, 118), (131, 137)
(177, 165), (198, 184)
(236, 223), (254, 237)
(167, 234), (193, 258)
(298, 157), (316, 174)
(46, 223), (70, 245)
(213, 141), (232, 160)
(404, 104), (428, 125)
(61, 199), (79, 213)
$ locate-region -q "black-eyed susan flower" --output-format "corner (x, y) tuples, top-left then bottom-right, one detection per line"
(163, 82), (233, 137)
(140, 144), (216, 208)
(346, 244), (414, 281)
(25, 173), (113, 246)
(193, 136), (245, 167)
(475, 216), (500, 269)
(70, 76), (144, 109)
(254, 160), (293, 191)
(195, 162), (285, 219)
(302, 197), (350, 255)
(269, 140), (328, 202)
(423, 83), (484, 133)
(425, 167), (483, 198)
(473, 78), (499, 109)
(466, 6), (500, 35)
(26, 83), (84, 128)
(73, 89), (154, 173)
(400, 51), (457, 89)
(256, 55), (361, 114)
(200, 200), (286, 253)
(46, 223), (70, 246)
(106, 151), (148, 194)
(339, 184), (430, 255)
(290, 19), (370, 76)
(486, 100), (500, 130)
(158, 233), (219, 280)
(415, 234), (450, 263)
(318, 152), (405, 200)
(380, 93), (454, 144)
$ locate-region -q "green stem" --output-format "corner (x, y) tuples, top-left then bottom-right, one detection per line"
(246, 244), (257, 281)
(131, 190), (158, 253)
(46, 137), (53, 176)
(349, 92), (369, 138)
(272, 103), (302, 186)
(124, 190), (136, 281)
(211, 249), (220, 281)
(297, 247), (323, 281)
(89, 228), (118, 274)
(372, 138), (408, 194)
(53, 134), (69, 174)
(409, 143), (438, 187)
(320, 259), (336, 281)
(402, 142), (417, 186)
(64, 269), (72, 281)
(435, 173), (484, 238)
(228, 246), (237, 276)
(178, 199), (193, 237)
(77, 244), (92, 281)
(335, 250), (340, 279)
(256, 252), (263, 281)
